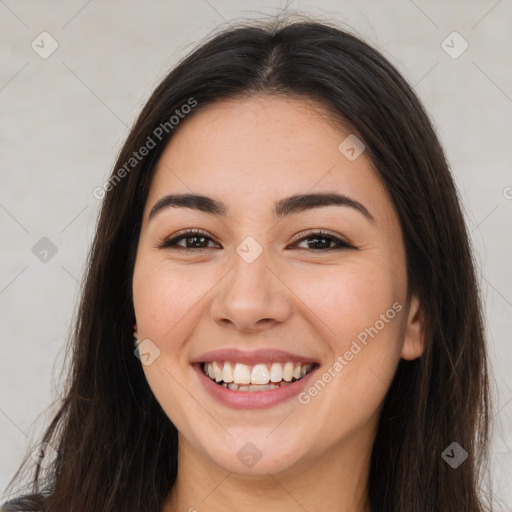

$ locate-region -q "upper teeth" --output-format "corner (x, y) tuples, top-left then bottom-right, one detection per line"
(203, 361), (314, 385)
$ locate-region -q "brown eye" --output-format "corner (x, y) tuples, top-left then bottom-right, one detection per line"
(158, 230), (220, 250)
(290, 230), (355, 251)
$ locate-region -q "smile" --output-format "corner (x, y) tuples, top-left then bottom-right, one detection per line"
(193, 361), (320, 409)
(202, 361), (316, 391)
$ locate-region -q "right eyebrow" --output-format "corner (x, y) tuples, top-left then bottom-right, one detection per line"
(149, 193), (228, 221)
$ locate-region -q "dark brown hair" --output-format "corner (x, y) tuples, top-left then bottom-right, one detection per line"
(2, 14), (494, 512)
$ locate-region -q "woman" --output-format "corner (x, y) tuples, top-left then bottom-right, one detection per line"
(2, 15), (494, 512)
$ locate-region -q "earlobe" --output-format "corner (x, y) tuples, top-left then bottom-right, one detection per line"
(400, 294), (426, 361)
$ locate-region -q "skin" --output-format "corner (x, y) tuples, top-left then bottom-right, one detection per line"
(132, 95), (425, 512)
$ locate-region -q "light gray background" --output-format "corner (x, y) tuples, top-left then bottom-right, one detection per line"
(1, 0), (511, 508)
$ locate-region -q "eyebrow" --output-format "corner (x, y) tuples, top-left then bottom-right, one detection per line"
(148, 192), (375, 223)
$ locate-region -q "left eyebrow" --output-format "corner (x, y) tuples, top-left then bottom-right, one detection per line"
(148, 192), (375, 223)
(273, 192), (375, 222)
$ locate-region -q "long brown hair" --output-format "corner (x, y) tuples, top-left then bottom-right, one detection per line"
(2, 14), (494, 512)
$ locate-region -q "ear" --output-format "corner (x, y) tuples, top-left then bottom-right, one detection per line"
(133, 323), (138, 337)
(400, 294), (425, 360)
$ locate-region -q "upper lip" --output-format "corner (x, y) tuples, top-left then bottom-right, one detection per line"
(190, 348), (320, 365)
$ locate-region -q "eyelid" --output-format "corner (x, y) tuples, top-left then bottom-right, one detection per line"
(155, 229), (220, 250)
(288, 228), (355, 249)
(156, 228), (356, 251)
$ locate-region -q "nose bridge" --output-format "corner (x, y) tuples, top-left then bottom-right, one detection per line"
(211, 236), (292, 331)
(226, 239), (273, 305)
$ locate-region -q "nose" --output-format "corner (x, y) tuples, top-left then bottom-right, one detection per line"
(210, 249), (293, 334)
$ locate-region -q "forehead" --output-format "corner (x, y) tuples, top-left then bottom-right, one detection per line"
(145, 95), (391, 221)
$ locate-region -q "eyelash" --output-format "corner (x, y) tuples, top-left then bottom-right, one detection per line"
(157, 229), (356, 251)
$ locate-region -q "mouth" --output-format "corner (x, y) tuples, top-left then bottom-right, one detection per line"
(200, 360), (317, 392)
(192, 358), (320, 409)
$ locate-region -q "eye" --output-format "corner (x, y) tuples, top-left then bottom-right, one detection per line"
(289, 230), (356, 251)
(157, 229), (355, 251)
(157, 229), (220, 250)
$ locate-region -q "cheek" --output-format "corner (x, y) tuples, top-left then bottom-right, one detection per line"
(289, 258), (402, 348)
(289, 259), (405, 408)
(132, 257), (207, 431)
(132, 255), (209, 339)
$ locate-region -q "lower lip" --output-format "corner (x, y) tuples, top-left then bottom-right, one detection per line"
(192, 363), (319, 409)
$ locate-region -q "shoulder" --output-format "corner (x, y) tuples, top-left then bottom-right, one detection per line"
(1, 493), (46, 511)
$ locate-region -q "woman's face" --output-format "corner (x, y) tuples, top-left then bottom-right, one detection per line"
(132, 95), (424, 476)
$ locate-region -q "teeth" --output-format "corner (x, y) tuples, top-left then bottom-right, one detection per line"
(283, 362), (294, 382)
(222, 362), (234, 383)
(233, 363), (251, 384)
(212, 361), (223, 382)
(251, 364), (270, 384)
(203, 361), (314, 388)
(223, 382), (290, 392)
(270, 362), (282, 383)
